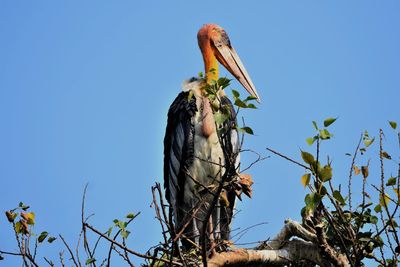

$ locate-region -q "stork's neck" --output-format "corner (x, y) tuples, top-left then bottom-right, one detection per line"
(202, 44), (219, 85)
(205, 54), (219, 84)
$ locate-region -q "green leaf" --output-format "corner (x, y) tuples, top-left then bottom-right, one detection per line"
(86, 258), (96, 265)
(364, 137), (375, 147)
(386, 177), (397, 186)
(234, 98), (247, 108)
(231, 89), (240, 99)
(198, 71), (203, 78)
(238, 127), (254, 135)
(310, 161), (321, 175)
(319, 165), (333, 182)
(319, 129), (331, 140)
(305, 193), (322, 212)
(246, 103), (257, 109)
(25, 212), (35, 225)
(217, 77), (231, 89)
(359, 237), (371, 243)
(244, 95), (258, 102)
(126, 213), (135, 219)
(306, 137), (314, 146)
(19, 202), (30, 211)
(319, 185), (328, 195)
(113, 219), (119, 224)
(47, 237), (56, 243)
(38, 231), (48, 243)
(301, 173), (311, 188)
(370, 215), (379, 225)
(301, 151), (315, 165)
(333, 190), (345, 205)
(323, 117), (337, 127)
(388, 218), (398, 228)
(117, 221), (127, 230)
(214, 112), (228, 124)
(379, 193), (390, 207)
(306, 136), (317, 146)
(121, 230), (131, 239)
(15, 221), (22, 234)
(389, 121), (397, 130)
(107, 227), (113, 237)
(312, 121), (318, 130)
(374, 204), (382, 213)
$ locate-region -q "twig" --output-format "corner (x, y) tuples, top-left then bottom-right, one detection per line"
(106, 213), (140, 267)
(81, 184), (96, 267)
(0, 250), (24, 256)
(59, 251), (65, 267)
(32, 239), (38, 262)
(112, 246), (129, 262)
(348, 133), (363, 212)
(75, 230), (83, 267)
(240, 149), (269, 173)
(84, 223), (183, 266)
(266, 147), (311, 170)
(59, 235), (79, 267)
(379, 129), (400, 248)
(122, 238), (135, 267)
(0, 247), (39, 267)
(44, 257), (54, 266)
(154, 183), (186, 265)
(231, 222), (268, 243)
(12, 222), (29, 267)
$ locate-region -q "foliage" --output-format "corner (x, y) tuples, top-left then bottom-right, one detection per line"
(202, 77), (258, 137)
(297, 119), (400, 266)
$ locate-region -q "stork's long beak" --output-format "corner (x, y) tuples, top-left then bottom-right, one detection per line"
(213, 44), (260, 102)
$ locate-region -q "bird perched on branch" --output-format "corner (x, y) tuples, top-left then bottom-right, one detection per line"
(163, 24), (259, 251)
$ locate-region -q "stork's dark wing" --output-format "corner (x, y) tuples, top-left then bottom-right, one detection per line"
(163, 92), (197, 213)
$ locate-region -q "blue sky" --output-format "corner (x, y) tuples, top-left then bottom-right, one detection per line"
(1, 1), (399, 266)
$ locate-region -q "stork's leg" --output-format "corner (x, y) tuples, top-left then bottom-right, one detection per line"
(192, 215), (200, 245)
(208, 216), (216, 256)
(214, 200), (221, 240)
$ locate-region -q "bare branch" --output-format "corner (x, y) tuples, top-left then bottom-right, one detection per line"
(84, 222), (183, 266)
(59, 235), (79, 267)
(266, 147), (311, 170)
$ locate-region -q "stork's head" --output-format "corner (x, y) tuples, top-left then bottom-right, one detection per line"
(197, 24), (260, 102)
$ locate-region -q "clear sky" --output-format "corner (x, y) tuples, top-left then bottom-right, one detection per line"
(1, 1), (399, 266)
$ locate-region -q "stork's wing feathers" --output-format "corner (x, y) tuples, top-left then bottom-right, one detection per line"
(163, 92), (197, 211)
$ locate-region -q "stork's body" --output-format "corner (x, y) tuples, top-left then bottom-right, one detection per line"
(164, 24), (259, 250)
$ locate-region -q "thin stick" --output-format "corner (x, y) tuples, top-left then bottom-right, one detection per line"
(81, 184), (96, 266)
(266, 147), (311, 170)
(59, 235), (79, 267)
(106, 213), (140, 267)
(348, 134), (362, 212)
(84, 223), (183, 266)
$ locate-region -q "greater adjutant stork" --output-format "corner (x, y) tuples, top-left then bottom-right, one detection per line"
(164, 24), (259, 250)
